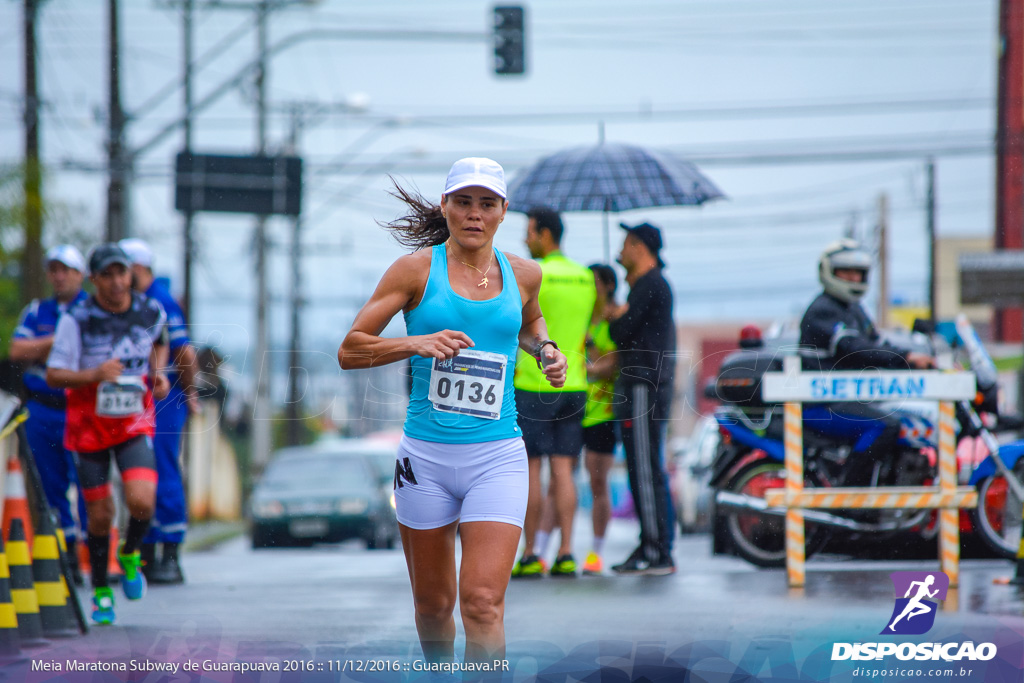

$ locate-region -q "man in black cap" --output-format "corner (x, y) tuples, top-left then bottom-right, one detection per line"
(46, 243), (170, 624)
(608, 223), (676, 575)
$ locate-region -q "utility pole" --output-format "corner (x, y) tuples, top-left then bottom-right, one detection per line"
(182, 0), (195, 319)
(105, 0), (127, 241)
(995, 0), (1024, 342)
(926, 159), (937, 322)
(285, 107), (304, 446)
(876, 194), (889, 328)
(22, 0), (43, 303)
(252, 0), (272, 469)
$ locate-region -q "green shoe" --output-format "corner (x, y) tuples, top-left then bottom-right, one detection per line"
(511, 554), (545, 578)
(118, 543), (147, 601)
(92, 587), (115, 625)
(549, 554), (578, 578)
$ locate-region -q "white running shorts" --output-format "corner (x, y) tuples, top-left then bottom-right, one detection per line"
(393, 434), (528, 530)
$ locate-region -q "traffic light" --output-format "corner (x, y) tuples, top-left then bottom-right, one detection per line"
(493, 6), (525, 75)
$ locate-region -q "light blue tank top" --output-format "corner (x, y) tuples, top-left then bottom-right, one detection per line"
(403, 243), (523, 443)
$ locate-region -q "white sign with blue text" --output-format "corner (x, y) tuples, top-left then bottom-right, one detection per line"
(762, 370), (976, 403)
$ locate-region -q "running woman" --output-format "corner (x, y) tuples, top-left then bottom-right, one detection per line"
(339, 157), (567, 665)
(46, 243), (170, 625)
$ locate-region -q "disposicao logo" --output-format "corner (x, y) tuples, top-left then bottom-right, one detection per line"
(831, 571), (998, 663)
(882, 571), (948, 636)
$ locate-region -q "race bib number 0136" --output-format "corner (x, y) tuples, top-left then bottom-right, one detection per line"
(428, 349), (506, 421)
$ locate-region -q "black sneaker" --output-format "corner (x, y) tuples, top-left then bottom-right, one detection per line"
(612, 551), (675, 576)
(150, 544), (185, 585)
(610, 547), (643, 573)
(644, 557), (676, 576)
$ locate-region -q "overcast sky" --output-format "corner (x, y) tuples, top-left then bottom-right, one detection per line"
(0, 0), (998, 367)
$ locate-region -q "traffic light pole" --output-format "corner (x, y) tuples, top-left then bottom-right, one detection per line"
(285, 107), (305, 447)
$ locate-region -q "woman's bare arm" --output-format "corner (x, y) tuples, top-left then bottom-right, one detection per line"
(340, 252), (475, 369)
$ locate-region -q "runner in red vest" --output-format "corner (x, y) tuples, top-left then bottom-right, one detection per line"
(46, 243), (170, 625)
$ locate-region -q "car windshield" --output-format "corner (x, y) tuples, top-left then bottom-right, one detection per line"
(261, 456), (372, 491)
(363, 453), (397, 481)
(317, 450), (395, 484)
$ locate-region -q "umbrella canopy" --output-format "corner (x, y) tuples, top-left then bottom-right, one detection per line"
(507, 142), (724, 214)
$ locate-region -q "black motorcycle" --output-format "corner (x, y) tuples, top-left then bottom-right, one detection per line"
(704, 320), (1018, 568)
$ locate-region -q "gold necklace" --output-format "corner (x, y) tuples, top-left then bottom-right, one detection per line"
(446, 240), (495, 288)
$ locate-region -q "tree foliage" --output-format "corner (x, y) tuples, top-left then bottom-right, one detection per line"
(0, 168), (25, 353)
(0, 164), (95, 354)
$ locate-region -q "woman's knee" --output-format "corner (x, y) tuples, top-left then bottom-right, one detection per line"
(413, 591), (456, 623)
(460, 586), (503, 627)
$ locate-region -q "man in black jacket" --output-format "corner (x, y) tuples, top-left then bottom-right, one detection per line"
(799, 239), (933, 485)
(608, 223), (676, 576)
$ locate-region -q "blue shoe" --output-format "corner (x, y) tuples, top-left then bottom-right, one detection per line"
(118, 543), (147, 600)
(92, 587), (115, 625)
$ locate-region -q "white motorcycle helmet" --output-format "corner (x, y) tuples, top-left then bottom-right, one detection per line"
(819, 239), (871, 304)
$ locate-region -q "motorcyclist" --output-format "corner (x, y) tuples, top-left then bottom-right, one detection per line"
(798, 239), (935, 485)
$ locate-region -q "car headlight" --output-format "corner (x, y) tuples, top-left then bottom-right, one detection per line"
(337, 498), (368, 514)
(253, 500), (284, 519)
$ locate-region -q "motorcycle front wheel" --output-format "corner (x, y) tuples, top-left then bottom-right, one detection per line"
(723, 460), (832, 568)
(970, 460), (1024, 559)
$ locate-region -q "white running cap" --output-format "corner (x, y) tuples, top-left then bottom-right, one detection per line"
(45, 244), (86, 272)
(443, 157), (507, 199)
(118, 238), (153, 268)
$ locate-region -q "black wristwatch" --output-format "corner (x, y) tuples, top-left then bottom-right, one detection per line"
(534, 339), (559, 368)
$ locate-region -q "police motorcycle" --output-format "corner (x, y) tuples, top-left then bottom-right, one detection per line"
(706, 316), (1024, 568)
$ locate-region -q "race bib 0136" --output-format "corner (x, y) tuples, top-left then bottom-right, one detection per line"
(427, 349), (506, 420)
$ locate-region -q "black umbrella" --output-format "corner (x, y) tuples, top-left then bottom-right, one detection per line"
(507, 141), (725, 260)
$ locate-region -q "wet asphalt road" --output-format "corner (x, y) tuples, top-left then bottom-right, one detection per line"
(5, 519), (1024, 682)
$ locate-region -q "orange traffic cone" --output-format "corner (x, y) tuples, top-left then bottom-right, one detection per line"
(1, 453), (32, 548)
(31, 514), (76, 638)
(6, 520), (46, 648)
(0, 533), (22, 657)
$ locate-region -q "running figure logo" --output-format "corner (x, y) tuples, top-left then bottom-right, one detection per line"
(882, 571), (949, 635)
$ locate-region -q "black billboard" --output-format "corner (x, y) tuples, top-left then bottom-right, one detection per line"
(175, 152), (302, 217)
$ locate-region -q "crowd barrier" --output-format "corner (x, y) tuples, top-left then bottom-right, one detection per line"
(760, 357), (978, 588)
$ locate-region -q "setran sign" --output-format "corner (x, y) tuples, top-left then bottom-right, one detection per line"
(175, 152), (302, 217)
(762, 370), (976, 403)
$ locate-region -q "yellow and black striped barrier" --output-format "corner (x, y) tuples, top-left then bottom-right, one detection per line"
(0, 533), (21, 657)
(31, 513), (77, 638)
(7, 519), (47, 648)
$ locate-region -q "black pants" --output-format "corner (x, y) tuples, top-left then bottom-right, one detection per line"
(619, 382), (673, 563)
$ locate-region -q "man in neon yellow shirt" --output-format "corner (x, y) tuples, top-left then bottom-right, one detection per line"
(581, 264), (620, 575)
(512, 208), (597, 578)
